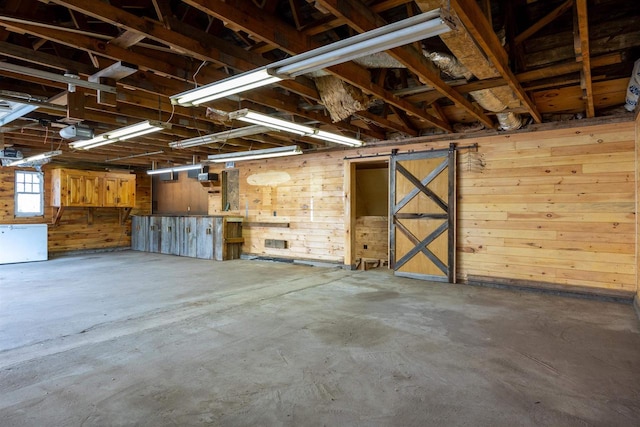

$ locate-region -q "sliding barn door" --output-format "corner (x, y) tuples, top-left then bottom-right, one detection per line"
(390, 148), (456, 282)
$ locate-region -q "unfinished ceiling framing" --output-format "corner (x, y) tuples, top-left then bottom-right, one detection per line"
(0, 0), (637, 168)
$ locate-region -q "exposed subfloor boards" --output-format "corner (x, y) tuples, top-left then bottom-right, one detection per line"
(0, 251), (639, 426)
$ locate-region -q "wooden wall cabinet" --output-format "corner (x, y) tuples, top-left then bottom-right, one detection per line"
(51, 168), (136, 225)
(132, 215), (243, 261)
(103, 175), (135, 207)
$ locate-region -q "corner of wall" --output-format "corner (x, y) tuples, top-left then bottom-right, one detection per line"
(634, 295), (640, 323)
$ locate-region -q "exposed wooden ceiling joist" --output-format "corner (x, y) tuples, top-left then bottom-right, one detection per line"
(0, 0), (636, 169)
(316, 0), (494, 129)
(181, 0), (452, 133)
(449, 0), (542, 123)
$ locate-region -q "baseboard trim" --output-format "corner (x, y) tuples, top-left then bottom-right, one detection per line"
(49, 247), (131, 258)
(464, 275), (635, 304)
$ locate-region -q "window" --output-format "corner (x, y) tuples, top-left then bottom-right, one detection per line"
(15, 171), (44, 217)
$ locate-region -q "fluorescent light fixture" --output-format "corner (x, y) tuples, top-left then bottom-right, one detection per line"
(169, 125), (272, 149)
(69, 120), (170, 150)
(228, 109), (363, 147)
(310, 130), (363, 147)
(229, 110), (314, 136)
(169, 9), (450, 105)
(147, 163), (204, 175)
(0, 62), (116, 93)
(0, 103), (38, 126)
(8, 150), (62, 167)
(274, 10), (451, 77)
(207, 145), (302, 163)
(170, 68), (283, 106)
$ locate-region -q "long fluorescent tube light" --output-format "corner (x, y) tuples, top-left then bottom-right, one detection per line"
(229, 110), (314, 136)
(0, 104), (38, 126)
(169, 10), (450, 106)
(69, 120), (170, 150)
(228, 109), (363, 147)
(147, 163), (203, 175)
(310, 130), (363, 147)
(169, 125), (272, 149)
(274, 10), (451, 77)
(0, 62), (116, 93)
(170, 68), (283, 106)
(207, 145), (302, 163)
(8, 150), (62, 167)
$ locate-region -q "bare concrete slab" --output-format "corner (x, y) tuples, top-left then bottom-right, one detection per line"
(1, 251), (639, 426)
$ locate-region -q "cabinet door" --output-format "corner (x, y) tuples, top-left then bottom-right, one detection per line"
(180, 217), (198, 258)
(83, 175), (101, 206)
(131, 216), (149, 251)
(118, 177), (135, 207)
(149, 216), (162, 253)
(160, 216), (179, 255)
(68, 174), (100, 207)
(196, 217), (215, 259)
(103, 177), (119, 207)
(66, 174), (85, 206)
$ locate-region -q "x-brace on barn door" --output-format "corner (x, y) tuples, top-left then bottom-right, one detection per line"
(390, 146), (456, 282)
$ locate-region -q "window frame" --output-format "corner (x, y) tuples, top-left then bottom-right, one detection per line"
(14, 170), (45, 217)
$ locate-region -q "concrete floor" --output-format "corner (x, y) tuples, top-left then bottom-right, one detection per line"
(1, 251), (639, 426)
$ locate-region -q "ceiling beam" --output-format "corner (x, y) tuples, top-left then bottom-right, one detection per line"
(44, 0), (319, 102)
(181, 0), (451, 133)
(450, 0), (542, 123)
(0, 16), (373, 139)
(514, 0), (574, 46)
(317, 0), (493, 129)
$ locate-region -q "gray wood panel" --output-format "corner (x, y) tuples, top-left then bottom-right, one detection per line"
(131, 216), (149, 251)
(149, 216), (162, 253)
(196, 217), (215, 260)
(179, 216), (198, 258)
(160, 216), (179, 255)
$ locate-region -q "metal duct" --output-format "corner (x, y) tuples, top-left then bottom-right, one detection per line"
(314, 75), (371, 122)
(469, 88), (523, 131)
(426, 51), (473, 80)
(353, 52), (406, 68)
(495, 112), (522, 131)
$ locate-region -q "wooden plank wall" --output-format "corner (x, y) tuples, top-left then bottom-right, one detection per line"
(0, 167), (151, 253)
(209, 153), (346, 261)
(354, 216), (388, 261)
(458, 122), (636, 295)
(205, 120), (636, 296)
(354, 167), (388, 262)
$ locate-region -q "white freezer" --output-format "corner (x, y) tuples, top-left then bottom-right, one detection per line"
(0, 224), (48, 264)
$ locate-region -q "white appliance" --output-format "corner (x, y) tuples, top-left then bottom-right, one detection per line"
(0, 224), (48, 264)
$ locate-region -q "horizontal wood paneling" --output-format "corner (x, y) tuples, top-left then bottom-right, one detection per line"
(0, 167), (150, 254)
(202, 120), (637, 295)
(355, 216), (388, 261)
(458, 122), (636, 294)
